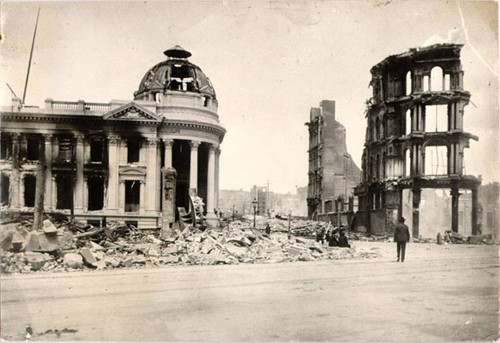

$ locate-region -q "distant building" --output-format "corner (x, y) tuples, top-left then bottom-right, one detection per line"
(251, 185), (270, 215)
(305, 100), (360, 219)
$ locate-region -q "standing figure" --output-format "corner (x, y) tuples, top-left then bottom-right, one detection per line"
(394, 217), (410, 262)
(338, 230), (351, 248)
(265, 223), (271, 237)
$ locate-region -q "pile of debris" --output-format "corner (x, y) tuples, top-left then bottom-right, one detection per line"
(443, 231), (495, 245)
(0, 216), (379, 274)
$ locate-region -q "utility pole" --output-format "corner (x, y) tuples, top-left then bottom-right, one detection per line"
(22, 8), (41, 105)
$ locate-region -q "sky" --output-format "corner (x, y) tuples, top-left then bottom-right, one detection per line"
(0, 0), (498, 194)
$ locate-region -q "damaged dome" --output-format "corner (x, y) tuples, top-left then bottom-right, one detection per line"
(134, 45), (216, 100)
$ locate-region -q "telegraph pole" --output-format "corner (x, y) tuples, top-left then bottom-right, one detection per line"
(22, 8), (41, 105)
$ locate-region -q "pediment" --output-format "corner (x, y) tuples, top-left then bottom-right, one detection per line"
(103, 102), (161, 122)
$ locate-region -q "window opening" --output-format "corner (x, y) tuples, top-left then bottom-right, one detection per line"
(24, 174), (36, 207)
(58, 137), (73, 162)
(88, 177), (104, 211)
(90, 140), (104, 163)
(430, 66), (444, 91)
(1, 136), (12, 159)
(56, 174), (72, 209)
(127, 140), (140, 163)
(425, 146), (447, 175)
(425, 105), (448, 132)
(1, 174), (10, 205)
(26, 137), (40, 161)
(125, 180), (140, 212)
(405, 71), (412, 95)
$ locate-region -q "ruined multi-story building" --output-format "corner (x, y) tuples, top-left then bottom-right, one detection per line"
(0, 46), (225, 228)
(354, 44), (480, 237)
(306, 100), (360, 219)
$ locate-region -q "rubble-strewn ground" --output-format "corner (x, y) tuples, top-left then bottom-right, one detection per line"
(1, 241), (497, 341)
(1, 214), (494, 275)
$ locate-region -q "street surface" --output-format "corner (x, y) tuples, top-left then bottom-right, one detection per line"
(1, 241), (498, 341)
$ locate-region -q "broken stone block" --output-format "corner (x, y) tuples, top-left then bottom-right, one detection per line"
(24, 252), (53, 271)
(37, 233), (60, 252)
(11, 232), (24, 252)
(0, 230), (16, 251)
(63, 253), (83, 269)
(95, 260), (107, 270)
(121, 258), (133, 267)
(90, 241), (104, 250)
(57, 231), (74, 250)
(163, 246), (178, 255)
(104, 256), (121, 268)
(132, 255), (146, 264)
(42, 219), (58, 234)
(80, 248), (98, 268)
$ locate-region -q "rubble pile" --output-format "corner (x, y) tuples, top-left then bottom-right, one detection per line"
(0, 216), (379, 274)
(443, 231), (495, 245)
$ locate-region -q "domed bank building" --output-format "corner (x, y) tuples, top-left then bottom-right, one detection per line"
(0, 46), (226, 228)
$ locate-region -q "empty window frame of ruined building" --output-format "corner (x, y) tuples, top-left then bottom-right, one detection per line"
(87, 219), (102, 228)
(26, 137), (40, 161)
(127, 140), (140, 164)
(405, 149), (411, 176)
(24, 174), (36, 207)
(124, 180), (140, 212)
(406, 71), (412, 95)
(1, 173), (9, 205)
(405, 109), (412, 135)
(425, 105), (448, 132)
(430, 66), (444, 91)
(424, 146), (448, 175)
(432, 107), (450, 133)
(56, 174), (72, 209)
(90, 140), (104, 163)
(1, 136), (12, 159)
(87, 177), (104, 211)
(58, 137), (73, 162)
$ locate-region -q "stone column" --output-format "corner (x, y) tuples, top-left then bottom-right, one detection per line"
(451, 186), (460, 233)
(471, 186), (479, 235)
(161, 167), (177, 233)
(205, 144), (218, 227)
(215, 147), (220, 210)
(51, 175), (57, 209)
(107, 136), (119, 212)
(118, 179), (125, 211)
(189, 141), (200, 194)
(139, 179), (146, 212)
(10, 133), (20, 209)
(43, 134), (53, 210)
(74, 135), (85, 211)
(83, 176), (89, 212)
(412, 188), (421, 239)
(164, 139), (173, 168)
(145, 138), (158, 213)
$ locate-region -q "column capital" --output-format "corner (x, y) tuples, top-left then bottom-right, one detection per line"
(209, 144), (218, 153)
(190, 140), (201, 150)
(43, 134), (53, 141)
(108, 135), (120, 144)
(163, 138), (174, 147)
(11, 133), (20, 141)
(75, 135), (85, 144)
(140, 179), (146, 184)
(146, 138), (158, 146)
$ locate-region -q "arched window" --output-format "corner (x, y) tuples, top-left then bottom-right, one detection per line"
(405, 71), (412, 95)
(375, 118), (380, 141)
(430, 66), (444, 91)
(405, 109), (412, 135)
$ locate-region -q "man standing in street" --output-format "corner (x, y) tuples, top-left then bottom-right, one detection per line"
(394, 217), (410, 262)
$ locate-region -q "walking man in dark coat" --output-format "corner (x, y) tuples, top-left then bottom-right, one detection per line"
(394, 217), (410, 262)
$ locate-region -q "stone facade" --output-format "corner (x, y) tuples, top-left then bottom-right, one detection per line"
(354, 44), (480, 237)
(306, 100), (360, 219)
(0, 46), (225, 228)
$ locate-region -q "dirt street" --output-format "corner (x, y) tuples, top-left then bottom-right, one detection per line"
(1, 241), (498, 341)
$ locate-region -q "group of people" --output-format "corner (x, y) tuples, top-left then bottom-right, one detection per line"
(316, 224), (351, 248)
